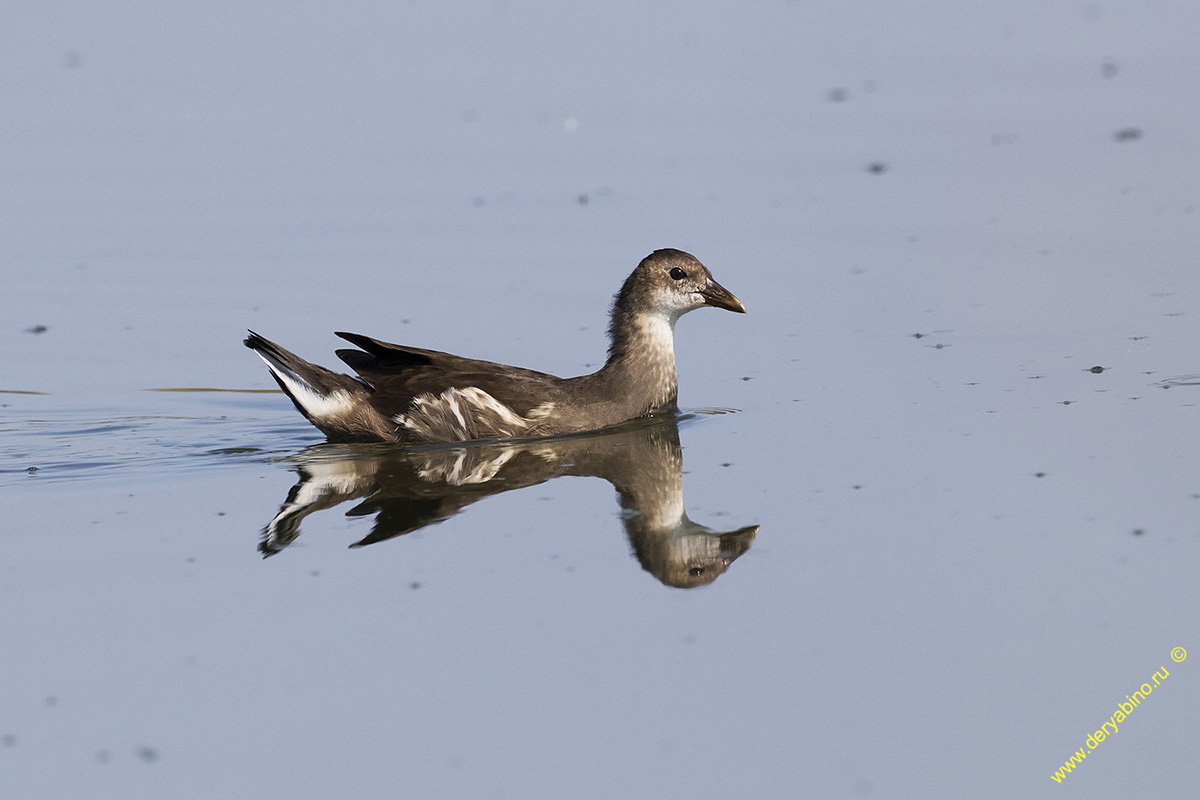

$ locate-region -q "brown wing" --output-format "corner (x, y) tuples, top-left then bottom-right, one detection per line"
(333, 331), (567, 418)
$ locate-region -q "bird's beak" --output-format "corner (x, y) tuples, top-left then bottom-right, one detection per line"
(701, 278), (747, 313)
(719, 525), (759, 559)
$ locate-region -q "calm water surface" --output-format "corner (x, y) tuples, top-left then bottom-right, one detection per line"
(4, 2), (1200, 798)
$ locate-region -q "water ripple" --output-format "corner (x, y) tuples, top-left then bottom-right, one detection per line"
(1, 396), (740, 488)
(1, 398), (315, 487)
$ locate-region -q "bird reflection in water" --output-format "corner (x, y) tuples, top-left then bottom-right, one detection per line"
(257, 414), (758, 588)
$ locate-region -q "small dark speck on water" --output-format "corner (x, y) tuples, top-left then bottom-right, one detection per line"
(25, 325), (48, 334)
(720, 462), (732, 468)
(1034, 472), (1047, 478)
(1061, 400), (1072, 405)
(1102, 61), (1118, 78)
(309, 570), (320, 577)
(44, 696), (58, 707)
(26, 466), (38, 473)
(867, 162), (887, 174)
(1114, 127), (1142, 142)
(913, 332), (924, 339)
(852, 485), (863, 490)
(137, 746), (159, 763)
(828, 87), (848, 102)
(2, 734), (16, 747)
(410, 581), (422, 590)
(1132, 528), (1145, 536)
(577, 193), (589, 205)
(742, 376), (752, 381)
(1089, 365), (1106, 373)
(472, 197), (485, 208)
(95, 750), (112, 764)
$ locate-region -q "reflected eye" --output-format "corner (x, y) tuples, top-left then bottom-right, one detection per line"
(669, 267), (687, 280)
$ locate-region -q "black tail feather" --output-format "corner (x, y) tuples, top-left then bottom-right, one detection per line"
(334, 331), (435, 368)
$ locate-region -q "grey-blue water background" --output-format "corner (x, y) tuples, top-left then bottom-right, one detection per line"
(3, 3), (1199, 798)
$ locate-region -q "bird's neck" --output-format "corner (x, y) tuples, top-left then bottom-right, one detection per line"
(599, 309), (679, 412)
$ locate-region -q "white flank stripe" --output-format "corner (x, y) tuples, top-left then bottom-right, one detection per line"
(457, 387), (528, 427)
(526, 401), (556, 420)
(397, 386), (532, 440)
(415, 447), (520, 485)
(447, 393), (468, 430)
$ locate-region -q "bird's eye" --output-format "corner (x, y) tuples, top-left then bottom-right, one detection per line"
(689, 567), (705, 577)
(669, 267), (687, 280)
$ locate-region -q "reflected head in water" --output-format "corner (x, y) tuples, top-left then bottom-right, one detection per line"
(257, 414), (757, 588)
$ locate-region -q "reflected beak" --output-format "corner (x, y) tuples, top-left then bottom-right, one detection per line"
(719, 525), (759, 560)
(701, 278), (747, 313)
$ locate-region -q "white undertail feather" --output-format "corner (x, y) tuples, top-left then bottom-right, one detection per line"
(261, 460), (371, 550)
(280, 462), (367, 509)
(254, 352), (354, 420)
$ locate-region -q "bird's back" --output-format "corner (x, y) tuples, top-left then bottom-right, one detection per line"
(334, 332), (571, 442)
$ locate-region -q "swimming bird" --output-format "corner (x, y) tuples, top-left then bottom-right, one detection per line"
(244, 248), (746, 444)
